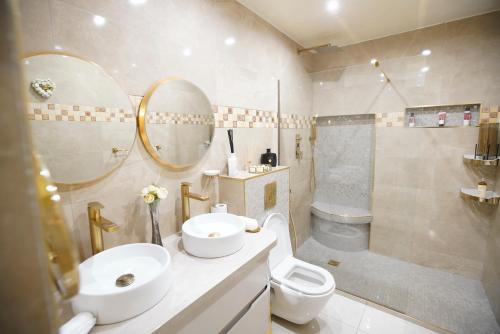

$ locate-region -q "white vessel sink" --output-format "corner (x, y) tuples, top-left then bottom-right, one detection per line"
(72, 243), (172, 325)
(182, 213), (245, 258)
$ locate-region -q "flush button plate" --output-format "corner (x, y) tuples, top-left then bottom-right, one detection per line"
(264, 181), (277, 210)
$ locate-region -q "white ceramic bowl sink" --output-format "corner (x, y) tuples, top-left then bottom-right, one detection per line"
(72, 243), (172, 325)
(182, 213), (245, 258)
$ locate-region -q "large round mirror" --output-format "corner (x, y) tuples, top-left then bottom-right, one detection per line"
(23, 52), (136, 185)
(138, 78), (214, 170)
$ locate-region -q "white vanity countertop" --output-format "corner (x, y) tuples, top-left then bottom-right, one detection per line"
(91, 229), (277, 334)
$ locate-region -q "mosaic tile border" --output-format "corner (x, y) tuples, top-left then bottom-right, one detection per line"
(27, 102), (135, 123)
(480, 106), (499, 124)
(375, 112), (405, 127)
(317, 114), (375, 126)
(146, 111), (214, 125)
(279, 114), (316, 129)
(213, 106), (278, 128)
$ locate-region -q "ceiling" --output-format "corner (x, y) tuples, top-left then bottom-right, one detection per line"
(236, 0), (500, 47)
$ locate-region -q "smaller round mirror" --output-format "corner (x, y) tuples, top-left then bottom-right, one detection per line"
(138, 78), (214, 170)
(23, 52), (136, 185)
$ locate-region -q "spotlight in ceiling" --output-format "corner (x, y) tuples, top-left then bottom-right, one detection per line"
(421, 49), (432, 56)
(326, 1), (340, 13)
(421, 66), (430, 73)
(224, 37), (236, 46)
(93, 15), (106, 27)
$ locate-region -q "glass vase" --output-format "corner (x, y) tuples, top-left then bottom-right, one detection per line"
(148, 200), (163, 246)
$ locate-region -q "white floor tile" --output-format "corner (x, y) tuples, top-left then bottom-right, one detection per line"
(272, 316), (357, 334)
(358, 306), (438, 334)
(320, 293), (366, 327)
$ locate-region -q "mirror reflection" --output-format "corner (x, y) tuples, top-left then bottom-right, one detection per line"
(23, 53), (136, 185)
(139, 79), (214, 169)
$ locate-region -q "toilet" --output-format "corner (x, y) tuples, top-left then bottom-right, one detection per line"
(263, 213), (336, 324)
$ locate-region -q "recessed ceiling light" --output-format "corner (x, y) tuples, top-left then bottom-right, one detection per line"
(131, 63), (137, 68)
(224, 37), (236, 46)
(319, 81), (323, 86)
(421, 66), (430, 73)
(129, 0), (147, 5)
(326, 0), (339, 13)
(54, 45), (62, 50)
(421, 49), (432, 56)
(93, 15), (106, 27)
(183, 48), (192, 56)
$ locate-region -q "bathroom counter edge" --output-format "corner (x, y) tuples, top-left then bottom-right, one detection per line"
(90, 229), (277, 334)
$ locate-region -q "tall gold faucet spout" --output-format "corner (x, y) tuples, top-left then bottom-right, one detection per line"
(87, 202), (119, 255)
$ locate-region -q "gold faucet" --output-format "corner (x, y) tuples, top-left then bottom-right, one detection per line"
(181, 182), (209, 223)
(87, 202), (119, 255)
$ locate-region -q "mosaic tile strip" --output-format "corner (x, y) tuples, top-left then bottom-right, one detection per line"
(279, 114), (316, 129)
(375, 111), (405, 127)
(146, 111), (214, 125)
(480, 105), (499, 124)
(26, 103), (135, 123)
(213, 106), (278, 128)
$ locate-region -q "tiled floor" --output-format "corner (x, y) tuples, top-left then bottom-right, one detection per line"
(272, 292), (440, 334)
(296, 238), (500, 334)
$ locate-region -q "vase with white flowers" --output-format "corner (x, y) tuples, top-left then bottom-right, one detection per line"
(141, 184), (168, 246)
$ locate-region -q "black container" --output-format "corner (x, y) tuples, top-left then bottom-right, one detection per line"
(260, 148), (277, 167)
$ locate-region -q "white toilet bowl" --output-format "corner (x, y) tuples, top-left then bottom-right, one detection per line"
(263, 213), (335, 324)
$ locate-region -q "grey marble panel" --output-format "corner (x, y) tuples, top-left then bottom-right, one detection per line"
(314, 114), (375, 211)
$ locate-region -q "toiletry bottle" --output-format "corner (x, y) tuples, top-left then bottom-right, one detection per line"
(478, 178), (487, 202)
(438, 111), (446, 127)
(409, 113), (416, 127)
(260, 148), (277, 167)
(463, 106), (471, 126)
(228, 153), (238, 177)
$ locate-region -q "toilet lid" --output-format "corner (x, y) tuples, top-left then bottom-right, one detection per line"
(263, 213), (292, 270)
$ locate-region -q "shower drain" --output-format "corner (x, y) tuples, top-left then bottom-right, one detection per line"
(327, 259), (341, 267)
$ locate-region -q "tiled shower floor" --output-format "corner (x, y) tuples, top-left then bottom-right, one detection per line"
(297, 238), (500, 334)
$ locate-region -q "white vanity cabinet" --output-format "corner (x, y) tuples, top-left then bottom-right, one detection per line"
(167, 256), (271, 334)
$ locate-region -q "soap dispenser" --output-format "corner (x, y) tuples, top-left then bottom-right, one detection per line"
(260, 148), (277, 167)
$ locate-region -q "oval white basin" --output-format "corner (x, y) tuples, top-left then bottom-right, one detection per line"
(182, 213), (245, 258)
(72, 243), (172, 325)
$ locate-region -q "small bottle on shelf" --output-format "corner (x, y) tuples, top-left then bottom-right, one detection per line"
(408, 113), (416, 127)
(463, 106), (471, 126)
(478, 178), (487, 202)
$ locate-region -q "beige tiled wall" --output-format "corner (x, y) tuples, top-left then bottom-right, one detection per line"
(18, 0), (313, 260)
(483, 170), (500, 323)
(372, 127), (497, 279)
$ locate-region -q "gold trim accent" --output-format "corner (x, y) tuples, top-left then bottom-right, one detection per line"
(219, 166), (290, 182)
(138, 77), (215, 171)
(34, 155), (79, 299)
(327, 259), (340, 267)
(460, 189), (499, 205)
(23, 51), (137, 187)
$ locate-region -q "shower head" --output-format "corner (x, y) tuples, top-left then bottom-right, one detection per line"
(297, 43), (339, 55)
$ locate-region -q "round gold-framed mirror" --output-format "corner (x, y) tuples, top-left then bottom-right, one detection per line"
(138, 78), (215, 171)
(23, 51), (137, 186)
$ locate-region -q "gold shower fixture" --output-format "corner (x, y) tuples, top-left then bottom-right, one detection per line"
(370, 58), (391, 83)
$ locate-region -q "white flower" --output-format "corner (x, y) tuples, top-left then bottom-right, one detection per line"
(157, 187), (168, 199)
(141, 187), (149, 196)
(144, 193), (155, 204)
(148, 185), (157, 193)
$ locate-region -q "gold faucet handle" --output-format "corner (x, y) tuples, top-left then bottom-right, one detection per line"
(88, 201), (104, 209)
(181, 181), (192, 186)
(100, 218), (119, 232)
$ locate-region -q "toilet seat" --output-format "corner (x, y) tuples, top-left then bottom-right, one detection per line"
(272, 256), (335, 296)
(263, 213), (335, 296)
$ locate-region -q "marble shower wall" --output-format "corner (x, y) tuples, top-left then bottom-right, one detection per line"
(18, 0), (313, 260)
(314, 115), (375, 210)
(310, 11), (500, 279)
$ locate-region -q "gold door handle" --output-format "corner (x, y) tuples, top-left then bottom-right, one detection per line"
(34, 154), (79, 299)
